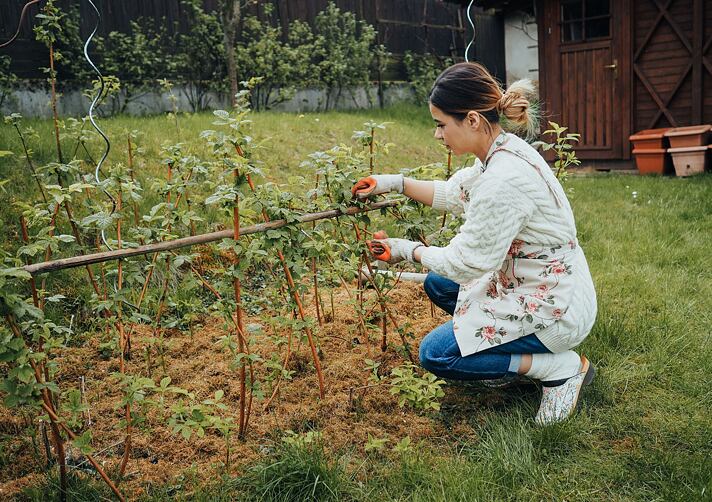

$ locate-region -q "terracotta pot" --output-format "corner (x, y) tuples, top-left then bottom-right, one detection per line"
(668, 145), (711, 177)
(629, 127), (670, 150)
(664, 125), (712, 148)
(632, 148), (673, 175)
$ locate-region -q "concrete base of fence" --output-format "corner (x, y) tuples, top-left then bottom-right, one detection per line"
(1, 82), (416, 118)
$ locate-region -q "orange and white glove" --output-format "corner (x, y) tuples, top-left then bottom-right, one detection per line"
(367, 237), (423, 264)
(351, 174), (404, 199)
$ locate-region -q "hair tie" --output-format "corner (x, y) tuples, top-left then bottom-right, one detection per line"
(496, 92), (528, 116)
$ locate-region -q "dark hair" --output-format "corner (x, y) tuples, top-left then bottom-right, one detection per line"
(429, 62), (537, 137)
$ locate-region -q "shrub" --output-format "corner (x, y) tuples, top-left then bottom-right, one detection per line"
(0, 56), (18, 110)
(312, 2), (377, 110)
(402, 51), (453, 104)
(176, 0), (226, 111)
(234, 13), (299, 111)
(101, 19), (178, 114)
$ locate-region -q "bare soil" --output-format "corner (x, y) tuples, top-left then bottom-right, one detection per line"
(0, 279), (534, 499)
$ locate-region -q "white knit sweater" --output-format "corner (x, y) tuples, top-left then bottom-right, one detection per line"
(420, 133), (597, 354)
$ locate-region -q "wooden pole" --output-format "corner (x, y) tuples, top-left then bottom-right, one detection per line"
(24, 201), (398, 276)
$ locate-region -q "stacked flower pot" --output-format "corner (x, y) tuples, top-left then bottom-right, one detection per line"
(665, 125), (712, 177)
(629, 125), (711, 176)
(629, 128), (674, 175)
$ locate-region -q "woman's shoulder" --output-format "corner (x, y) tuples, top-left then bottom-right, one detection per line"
(449, 159), (484, 185)
(487, 134), (548, 179)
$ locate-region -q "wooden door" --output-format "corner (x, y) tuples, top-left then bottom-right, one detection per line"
(632, 0), (712, 131)
(539, 0), (632, 159)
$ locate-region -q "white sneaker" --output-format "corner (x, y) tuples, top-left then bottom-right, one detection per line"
(535, 356), (595, 426)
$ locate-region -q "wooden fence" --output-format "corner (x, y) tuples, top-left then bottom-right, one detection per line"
(1, 0), (505, 81)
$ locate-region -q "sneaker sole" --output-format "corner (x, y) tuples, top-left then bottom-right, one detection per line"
(571, 356), (595, 412)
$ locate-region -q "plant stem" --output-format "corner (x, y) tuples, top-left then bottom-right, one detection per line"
(116, 188), (133, 478)
(358, 253), (415, 363)
(12, 124), (47, 203)
(354, 224), (383, 353)
(369, 127), (375, 174)
(17, 220), (55, 471)
(232, 164), (247, 438)
(241, 164), (325, 398)
(40, 401), (125, 501)
(4, 315), (67, 501)
(311, 173), (322, 326)
(49, 43), (63, 164)
(126, 134), (141, 230)
(20, 216), (40, 307)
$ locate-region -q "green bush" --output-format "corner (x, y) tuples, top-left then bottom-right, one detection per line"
(402, 51), (453, 104)
(0, 56), (18, 109)
(101, 18), (178, 114)
(234, 14), (298, 111)
(176, 0), (227, 111)
(312, 2), (377, 110)
(6, 1), (382, 113)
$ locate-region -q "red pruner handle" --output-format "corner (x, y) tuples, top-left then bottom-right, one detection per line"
(367, 240), (391, 262)
(372, 230), (388, 240)
(351, 176), (377, 198)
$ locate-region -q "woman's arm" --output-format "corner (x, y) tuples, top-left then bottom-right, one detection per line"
(403, 177), (435, 206)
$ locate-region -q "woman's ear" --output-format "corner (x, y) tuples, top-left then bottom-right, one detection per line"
(466, 111), (480, 130)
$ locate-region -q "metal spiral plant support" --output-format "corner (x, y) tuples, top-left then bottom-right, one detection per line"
(465, 0), (476, 62)
(0, 0), (41, 48)
(84, 0), (115, 251)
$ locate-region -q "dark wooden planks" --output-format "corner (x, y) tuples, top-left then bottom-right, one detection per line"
(1, 0), (473, 79)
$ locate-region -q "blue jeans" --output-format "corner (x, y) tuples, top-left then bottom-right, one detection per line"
(419, 272), (551, 380)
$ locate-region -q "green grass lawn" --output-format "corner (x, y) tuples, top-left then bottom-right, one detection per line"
(1, 106), (711, 501)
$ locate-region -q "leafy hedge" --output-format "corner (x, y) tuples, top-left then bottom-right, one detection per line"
(1, 1), (389, 113)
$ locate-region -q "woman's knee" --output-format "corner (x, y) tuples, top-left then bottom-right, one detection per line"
(419, 336), (437, 371)
(419, 326), (457, 373)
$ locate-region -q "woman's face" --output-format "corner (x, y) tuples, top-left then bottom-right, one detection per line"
(429, 103), (478, 156)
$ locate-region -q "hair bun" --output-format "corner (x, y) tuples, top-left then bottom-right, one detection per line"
(496, 92), (529, 116)
(496, 79), (539, 139)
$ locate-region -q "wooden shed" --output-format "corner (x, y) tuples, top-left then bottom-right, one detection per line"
(474, 0), (712, 165)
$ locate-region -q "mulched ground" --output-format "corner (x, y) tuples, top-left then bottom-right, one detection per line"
(0, 278), (540, 499)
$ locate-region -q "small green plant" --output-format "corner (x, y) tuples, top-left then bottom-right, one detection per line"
(541, 121), (581, 181)
(365, 433), (388, 452)
(392, 435), (413, 455)
(389, 363), (445, 411)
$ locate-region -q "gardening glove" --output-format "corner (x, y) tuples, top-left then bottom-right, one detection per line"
(367, 237), (423, 264)
(351, 174), (404, 199)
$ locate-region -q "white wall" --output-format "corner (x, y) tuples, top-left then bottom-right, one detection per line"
(1, 83), (415, 118)
(504, 11), (539, 92)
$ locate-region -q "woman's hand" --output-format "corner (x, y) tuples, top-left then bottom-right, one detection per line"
(351, 174), (404, 199)
(367, 236), (423, 264)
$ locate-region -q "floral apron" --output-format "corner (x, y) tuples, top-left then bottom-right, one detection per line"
(452, 134), (585, 357)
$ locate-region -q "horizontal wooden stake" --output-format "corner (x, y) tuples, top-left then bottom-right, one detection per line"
(23, 201), (397, 276)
